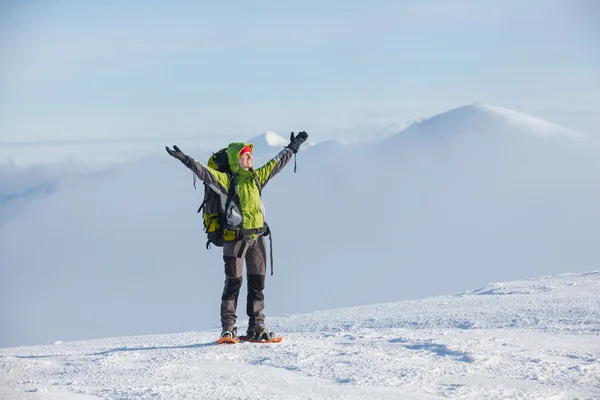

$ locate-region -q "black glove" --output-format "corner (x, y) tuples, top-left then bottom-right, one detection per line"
(286, 131), (308, 154)
(165, 145), (188, 162)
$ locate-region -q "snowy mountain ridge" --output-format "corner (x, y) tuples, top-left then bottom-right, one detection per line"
(387, 103), (586, 141)
(466, 103), (585, 138)
(1, 271), (598, 399)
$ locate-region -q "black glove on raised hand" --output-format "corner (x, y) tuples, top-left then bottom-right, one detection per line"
(165, 145), (189, 162)
(286, 131), (309, 154)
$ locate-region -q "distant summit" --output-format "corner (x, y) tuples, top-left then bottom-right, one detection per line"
(388, 103), (586, 141)
(246, 131), (289, 155)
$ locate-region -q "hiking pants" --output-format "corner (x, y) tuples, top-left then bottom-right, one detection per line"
(221, 236), (267, 330)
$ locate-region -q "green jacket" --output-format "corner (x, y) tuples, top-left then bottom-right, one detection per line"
(184, 142), (294, 229)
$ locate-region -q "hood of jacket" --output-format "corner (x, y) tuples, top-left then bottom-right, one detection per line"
(227, 142), (254, 176)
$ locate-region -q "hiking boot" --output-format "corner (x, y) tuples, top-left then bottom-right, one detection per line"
(247, 325), (276, 341)
(220, 327), (237, 339)
(245, 325), (261, 337)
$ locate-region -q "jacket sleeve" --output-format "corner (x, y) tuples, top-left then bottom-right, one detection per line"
(254, 148), (294, 187)
(181, 156), (230, 196)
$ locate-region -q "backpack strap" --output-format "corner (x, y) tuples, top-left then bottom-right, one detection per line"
(264, 223), (273, 276)
(197, 182), (209, 213)
(221, 172), (238, 226)
(253, 173), (262, 196)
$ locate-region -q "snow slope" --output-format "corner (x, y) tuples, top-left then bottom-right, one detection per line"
(386, 103), (586, 141)
(1, 272), (598, 400)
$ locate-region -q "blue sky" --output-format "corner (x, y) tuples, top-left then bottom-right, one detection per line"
(1, 0), (598, 143)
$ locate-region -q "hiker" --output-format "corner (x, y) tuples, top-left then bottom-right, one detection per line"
(165, 132), (309, 341)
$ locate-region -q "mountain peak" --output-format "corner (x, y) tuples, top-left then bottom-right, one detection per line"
(246, 131), (289, 154)
(393, 103), (585, 140)
(263, 131), (289, 146)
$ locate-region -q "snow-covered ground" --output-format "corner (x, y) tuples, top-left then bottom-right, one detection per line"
(1, 272), (598, 400)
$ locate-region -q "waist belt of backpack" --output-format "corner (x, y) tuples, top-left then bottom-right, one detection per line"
(238, 226), (268, 237)
(234, 224), (274, 276)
